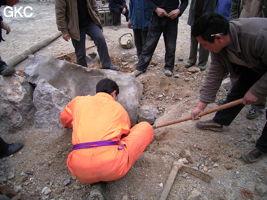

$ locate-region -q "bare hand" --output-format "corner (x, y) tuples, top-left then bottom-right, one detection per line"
(62, 34), (71, 41)
(243, 91), (258, 105)
(128, 19), (132, 29)
(168, 9), (180, 19)
(155, 8), (168, 17)
(191, 102), (208, 120)
(122, 7), (127, 15)
(2, 22), (10, 34)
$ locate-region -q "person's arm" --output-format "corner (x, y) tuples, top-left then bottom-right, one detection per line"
(168, 0), (188, 19)
(230, 0), (241, 19)
(92, 0), (100, 16)
(55, 0), (69, 38)
(60, 101), (74, 128)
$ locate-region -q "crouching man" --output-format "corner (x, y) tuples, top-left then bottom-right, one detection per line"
(60, 78), (154, 183)
(190, 13), (267, 163)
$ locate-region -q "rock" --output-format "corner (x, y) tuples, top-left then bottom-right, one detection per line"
(174, 74), (180, 78)
(179, 149), (193, 164)
(25, 55), (142, 126)
(224, 163), (235, 170)
(138, 104), (159, 124)
(32, 79), (71, 129)
(250, 135), (259, 143)
(187, 189), (201, 200)
(41, 187), (51, 195)
(122, 194), (130, 200)
(213, 163), (219, 168)
(255, 182), (267, 196)
(159, 183), (163, 188)
(63, 178), (71, 186)
(14, 185), (22, 193)
(7, 172), (15, 180)
(150, 60), (158, 66)
(187, 67), (200, 73)
(178, 158), (189, 164)
(220, 77), (231, 92)
(73, 185), (81, 190)
(184, 78), (190, 82)
(0, 75), (34, 134)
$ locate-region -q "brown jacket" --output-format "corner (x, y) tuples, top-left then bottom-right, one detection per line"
(200, 18), (267, 103)
(55, 0), (101, 41)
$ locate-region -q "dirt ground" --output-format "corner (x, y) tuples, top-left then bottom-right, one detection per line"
(0, 1), (267, 200)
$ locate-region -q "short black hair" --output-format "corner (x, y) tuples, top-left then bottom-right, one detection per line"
(96, 78), (119, 96)
(192, 13), (230, 42)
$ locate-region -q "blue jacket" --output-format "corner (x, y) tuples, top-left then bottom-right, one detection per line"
(128, 0), (153, 30)
(215, 0), (232, 20)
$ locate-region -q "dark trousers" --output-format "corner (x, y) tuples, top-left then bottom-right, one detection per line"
(0, 56), (7, 73)
(109, 6), (129, 26)
(0, 137), (8, 157)
(188, 28), (209, 66)
(133, 29), (148, 59)
(136, 14), (178, 72)
(212, 65), (267, 152)
(71, 22), (111, 68)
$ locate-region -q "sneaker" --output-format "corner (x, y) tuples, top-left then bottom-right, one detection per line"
(164, 69), (173, 77)
(196, 120), (223, 132)
(198, 65), (206, 71)
(242, 148), (264, 163)
(184, 62), (194, 69)
(0, 143), (24, 159)
(0, 65), (15, 76)
(246, 105), (263, 120)
(132, 70), (144, 77)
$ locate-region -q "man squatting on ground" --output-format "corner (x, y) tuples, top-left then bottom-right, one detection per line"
(60, 78), (154, 184)
(132, 0), (188, 77)
(190, 13), (267, 163)
(55, 0), (119, 70)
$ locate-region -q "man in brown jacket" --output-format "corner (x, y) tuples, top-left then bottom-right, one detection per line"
(190, 13), (267, 163)
(55, 0), (118, 70)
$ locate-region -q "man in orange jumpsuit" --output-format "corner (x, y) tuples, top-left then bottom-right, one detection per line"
(60, 78), (154, 184)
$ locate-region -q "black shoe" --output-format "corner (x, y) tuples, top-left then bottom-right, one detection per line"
(242, 148), (264, 163)
(0, 64), (15, 76)
(0, 143), (24, 159)
(196, 120), (223, 132)
(246, 105), (263, 120)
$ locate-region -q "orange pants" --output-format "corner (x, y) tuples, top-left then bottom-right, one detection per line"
(67, 121), (153, 184)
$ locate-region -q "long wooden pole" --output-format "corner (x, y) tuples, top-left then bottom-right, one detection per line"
(154, 98), (243, 129)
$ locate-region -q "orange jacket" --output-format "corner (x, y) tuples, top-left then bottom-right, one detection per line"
(60, 92), (132, 183)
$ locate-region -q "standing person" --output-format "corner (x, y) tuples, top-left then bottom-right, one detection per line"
(184, 0), (216, 71)
(0, 137), (23, 159)
(55, 0), (119, 70)
(190, 13), (267, 163)
(0, 0), (19, 76)
(60, 78), (154, 184)
(132, 0), (188, 77)
(109, 0), (129, 27)
(231, 0), (267, 19)
(215, 0), (232, 20)
(231, 0), (267, 120)
(128, 0), (153, 59)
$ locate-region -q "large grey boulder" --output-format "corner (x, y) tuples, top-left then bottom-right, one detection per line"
(0, 75), (34, 134)
(33, 79), (71, 129)
(25, 55), (142, 129)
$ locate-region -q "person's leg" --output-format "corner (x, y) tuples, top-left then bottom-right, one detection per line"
(256, 110), (267, 153)
(121, 122), (153, 168)
(135, 14), (162, 72)
(133, 29), (143, 58)
(110, 7), (121, 26)
(163, 18), (178, 75)
(185, 29), (198, 68)
(71, 28), (87, 67)
(86, 23), (112, 68)
(197, 65), (263, 131)
(198, 43), (210, 70)
(213, 67), (262, 126)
